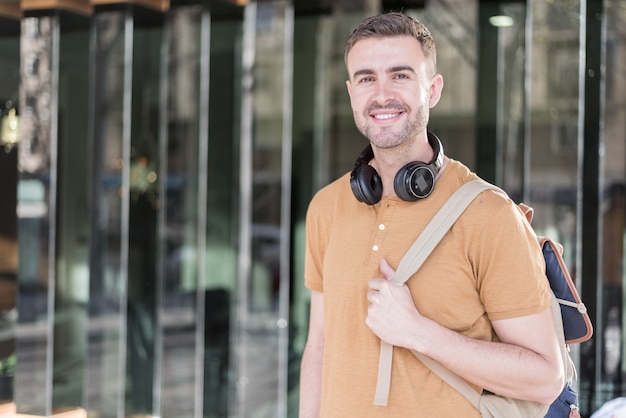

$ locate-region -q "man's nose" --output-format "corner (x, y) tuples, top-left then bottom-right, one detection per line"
(372, 80), (396, 105)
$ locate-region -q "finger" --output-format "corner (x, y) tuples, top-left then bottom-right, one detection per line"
(367, 290), (379, 304)
(368, 277), (386, 290)
(379, 258), (396, 281)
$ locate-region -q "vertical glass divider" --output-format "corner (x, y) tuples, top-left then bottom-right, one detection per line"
(522, 0), (534, 202)
(117, 9), (134, 418)
(45, 15), (61, 418)
(313, 19), (332, 191)
(195, 8), (211, 418)
(494, 17), (504, 186)
(277, 4), (294, 418)
(153, 10), (171, 418)
(237, 2), (257, 416)
(575, 0), (587, 295)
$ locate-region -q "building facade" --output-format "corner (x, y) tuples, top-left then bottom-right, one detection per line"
(0, 0), (624, 416)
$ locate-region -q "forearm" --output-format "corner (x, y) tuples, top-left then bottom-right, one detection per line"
(414, 313), (564, 404)
(299, 342), (323, 418)
(367, 271), (564, 405)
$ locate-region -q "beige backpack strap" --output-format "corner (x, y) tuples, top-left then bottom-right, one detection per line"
(411, 350), (482, 407)
(391, 180), (503, 286)
(374, 179), (502, 405)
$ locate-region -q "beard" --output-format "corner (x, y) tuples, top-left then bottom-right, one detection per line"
(354, 101), (429, 149)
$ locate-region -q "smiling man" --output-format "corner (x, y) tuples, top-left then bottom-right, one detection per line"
(299, 12), (564, 418)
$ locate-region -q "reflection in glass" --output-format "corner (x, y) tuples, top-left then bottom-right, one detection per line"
(527, 1), (580, 271)
(15, 15), (58, 416)
(599, 0), (626, 410)
(125, 18), (163, 416)
(237, 2), (293, 416)
(204, 15), (241, 418)
(53, 20), (91, 412)
(88, 9), (129, 417)
(0, 25), (20, 410)
(158, 5), (203, 418)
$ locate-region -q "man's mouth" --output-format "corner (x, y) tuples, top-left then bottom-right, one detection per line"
(372, 112), (401, 120)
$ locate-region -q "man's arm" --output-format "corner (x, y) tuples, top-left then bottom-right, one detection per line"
(366, 259), (564, 405)
(421, 308), (564, 403)
(299, 290), (324, 418)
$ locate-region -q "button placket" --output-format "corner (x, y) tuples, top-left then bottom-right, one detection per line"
(369, 201), (395, 261)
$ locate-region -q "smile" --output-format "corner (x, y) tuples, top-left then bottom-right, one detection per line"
(372, 112), (401, 120)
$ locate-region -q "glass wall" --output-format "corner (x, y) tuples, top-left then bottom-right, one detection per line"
(0, 15), (20, 412)
(237, 3), (293, 416)
(159, 6), (207, 418)
(2, 0), (626, 417)
(54, 11), (91, 413)
(15, 13), (60, 416)
(88, 6), (134, 415)
(599, 0), (626, 410)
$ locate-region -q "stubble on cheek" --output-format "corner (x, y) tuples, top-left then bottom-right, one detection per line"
(353, 110), (424, 150)
(351, 91), (433, 149)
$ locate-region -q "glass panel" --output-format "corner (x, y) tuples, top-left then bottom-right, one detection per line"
(160, 5), (243, 417)
(316, 11), (364, 182)
(527, 0), (583, 404)
(205, 14), (241, 418)
(14, 14), (62, 416)
(527, 0), (580, 244)
(599, 0), (626, 409)
(491, 3), (526, 195)
(125, 13), (163, 417)
(0, 21), (20, 408)
(158, 5), (203, 418)
(289, 14), (332, 417)
(87, 8), (130, 417)
(53, 14), (91, 412)
(419, 0), (478, 169)
(15, 15), (60, 416)
(237, 2), (292, 416)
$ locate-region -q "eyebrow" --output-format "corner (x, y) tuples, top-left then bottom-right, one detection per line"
(390, 65), (416, 74)
(351, 65), (417, 80)
(352, 69), (374, 79)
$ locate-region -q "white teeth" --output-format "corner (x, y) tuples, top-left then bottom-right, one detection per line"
(374, 113), (400, 120)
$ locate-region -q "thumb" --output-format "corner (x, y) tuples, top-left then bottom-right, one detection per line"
(379, 258), (396, 281)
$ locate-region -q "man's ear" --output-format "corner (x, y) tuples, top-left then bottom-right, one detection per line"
(428, 73), (444, 108)
(346, 79), (353, 98)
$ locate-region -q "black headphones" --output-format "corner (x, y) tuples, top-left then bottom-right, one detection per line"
(350, 132), (444, 205)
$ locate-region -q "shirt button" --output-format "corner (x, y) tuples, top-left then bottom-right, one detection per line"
(379, 224), (385, 230)
(373, 245), (380, 252)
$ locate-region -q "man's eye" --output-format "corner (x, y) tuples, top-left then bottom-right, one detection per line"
(358, 76), (373, 83)
(395, 73), (409, 80)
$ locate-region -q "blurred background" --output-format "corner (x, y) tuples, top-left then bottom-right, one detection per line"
(0, 0), (624, 416)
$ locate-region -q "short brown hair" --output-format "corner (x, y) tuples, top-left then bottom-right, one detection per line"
(344, 12), (437, 71)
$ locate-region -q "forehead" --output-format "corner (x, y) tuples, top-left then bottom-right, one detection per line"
(346, 35), (427, 78)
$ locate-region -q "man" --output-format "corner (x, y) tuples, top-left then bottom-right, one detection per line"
(299, 12), (564, 417)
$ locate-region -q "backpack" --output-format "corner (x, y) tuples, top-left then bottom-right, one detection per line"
(373, 179), (593, 417)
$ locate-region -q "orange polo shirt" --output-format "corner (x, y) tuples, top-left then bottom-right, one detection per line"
(304, 159), (551, 417)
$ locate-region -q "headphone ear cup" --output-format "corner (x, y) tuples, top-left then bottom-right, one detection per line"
(394, 162), (436, 201)
(351, 164), (383, 205)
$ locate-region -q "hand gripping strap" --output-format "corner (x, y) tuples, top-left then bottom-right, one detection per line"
(373, 179), (503, 406)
